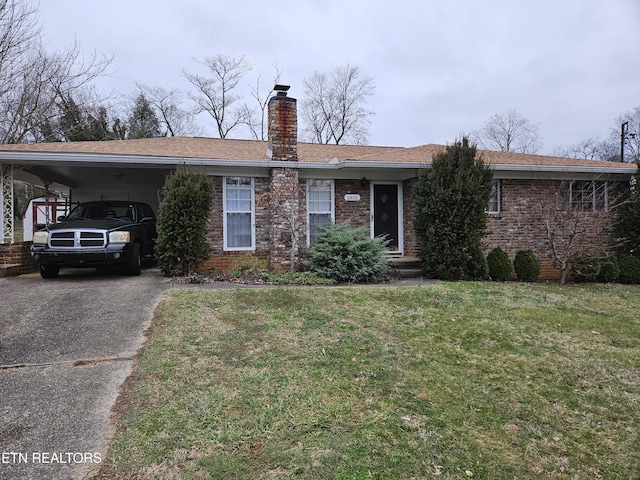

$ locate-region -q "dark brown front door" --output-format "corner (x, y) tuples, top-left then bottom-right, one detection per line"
(373, 184), (399, 250)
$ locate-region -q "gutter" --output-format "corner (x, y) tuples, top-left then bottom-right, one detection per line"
(0, 151), (635, 176)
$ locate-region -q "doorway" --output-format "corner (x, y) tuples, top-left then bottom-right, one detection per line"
(371, 182), (402, 253)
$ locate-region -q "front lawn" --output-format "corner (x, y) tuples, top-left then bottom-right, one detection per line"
(99, 282), (640, 479)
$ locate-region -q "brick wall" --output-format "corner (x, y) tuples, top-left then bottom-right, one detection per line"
(335, 180), (370, 228)
(199, 175), (619, 281)
(0, 242), (38, 273)
(484, 179), (616, 281)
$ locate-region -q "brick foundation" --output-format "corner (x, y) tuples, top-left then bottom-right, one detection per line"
(0, 242), (38, 274)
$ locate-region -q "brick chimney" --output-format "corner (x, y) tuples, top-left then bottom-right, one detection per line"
(267, 85), (297, 162)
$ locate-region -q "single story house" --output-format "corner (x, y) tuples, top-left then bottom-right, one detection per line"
(0, 88), (636, 279)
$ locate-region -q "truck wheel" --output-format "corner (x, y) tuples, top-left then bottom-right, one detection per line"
(40, 264), (60, 279)
(124, 243), (141, 276)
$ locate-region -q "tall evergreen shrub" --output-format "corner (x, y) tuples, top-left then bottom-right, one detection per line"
(614, 168), (640, 257)
(156, 168), (213, 276)
(414, 137), (493, 280)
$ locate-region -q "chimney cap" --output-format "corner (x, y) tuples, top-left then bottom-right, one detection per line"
(273, 84), (290, 96)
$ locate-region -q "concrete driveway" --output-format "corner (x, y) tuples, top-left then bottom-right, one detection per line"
(0, 266), (171, 480)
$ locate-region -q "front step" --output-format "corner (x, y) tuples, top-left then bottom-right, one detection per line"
(0, 264), (21, 278)
(387, 256), (422, 279)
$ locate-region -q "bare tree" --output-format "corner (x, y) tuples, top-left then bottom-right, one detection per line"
(554, 137), (618, 162)
(472, 109), (543, 154)
(136, 83), (202, 137)
(0, 0), (111, 144)
(535, 180), (617, 284)
(301, 64), (375, 145)
(246, 64), (282, 141)
(183, 54), (252, 138)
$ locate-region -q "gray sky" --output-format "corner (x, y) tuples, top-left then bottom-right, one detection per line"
(38, 0), (640, 154)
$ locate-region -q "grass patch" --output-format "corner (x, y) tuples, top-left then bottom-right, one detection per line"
(100, 283), (640, 479)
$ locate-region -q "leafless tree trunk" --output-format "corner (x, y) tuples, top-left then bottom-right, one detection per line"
(246, 64), (282, 141)
(301, 64), (374, 145)
(183, 54), (252, 138)
(472, 109), (543, 154)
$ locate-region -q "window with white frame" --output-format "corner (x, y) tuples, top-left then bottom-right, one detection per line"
(224, 177), (254, 249)
(562, 180), (609, 212)
(487, 179), (501, 213)
(307, 179), (334, 244)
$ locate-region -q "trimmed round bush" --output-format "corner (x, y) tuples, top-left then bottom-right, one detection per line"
(513, 250), (540, 282)
(305, 223), (388, 283)
(618, 255), (640, 284)
(487, 247), (513, 281)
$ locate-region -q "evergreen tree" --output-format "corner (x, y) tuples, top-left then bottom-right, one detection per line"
(414, 137), (493, 280)
(128, 94), (161, 139)
(613, 169), (640, 257)
(57, 95), (113, 141)
(156, 168), (213, 276)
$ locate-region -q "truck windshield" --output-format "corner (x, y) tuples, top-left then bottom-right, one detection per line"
(66, 204), (136, 221)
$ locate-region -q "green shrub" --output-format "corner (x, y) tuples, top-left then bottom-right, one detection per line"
(570, 254), (601, 283)
(156, 169), (213, 276)
(413, 137), (493, 280)
(513, 250), (541, 282)
(597, 255), (620, 283)
(305, 223), (388, 283)
(468, 245), (488, 280)
(570, 254), (620, 283)
(618, 255), (640, 284)
(487, 247), (513, 281)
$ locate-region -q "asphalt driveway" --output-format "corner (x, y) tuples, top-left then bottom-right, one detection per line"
(0, 266), (171, 479)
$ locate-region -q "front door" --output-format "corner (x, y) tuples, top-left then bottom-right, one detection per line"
(372, 183), (399, 251)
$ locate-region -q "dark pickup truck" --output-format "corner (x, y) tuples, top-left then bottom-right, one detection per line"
(31, 201), (157, 279)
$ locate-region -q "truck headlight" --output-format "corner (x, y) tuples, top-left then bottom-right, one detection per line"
(109, 231), (131, 243)
(33, 231), (49, 245)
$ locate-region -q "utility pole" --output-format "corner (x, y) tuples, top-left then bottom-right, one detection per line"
(621, 121), (629, 162)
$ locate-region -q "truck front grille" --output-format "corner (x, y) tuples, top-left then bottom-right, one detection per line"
(49, 230), (107, 248)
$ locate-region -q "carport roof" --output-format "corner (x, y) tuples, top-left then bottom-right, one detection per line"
(0, 136), (636, 176)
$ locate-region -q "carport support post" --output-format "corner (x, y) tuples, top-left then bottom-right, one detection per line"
(1, 164), (14, 244)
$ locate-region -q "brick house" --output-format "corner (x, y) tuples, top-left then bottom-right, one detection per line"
(0, 88), (636, 279)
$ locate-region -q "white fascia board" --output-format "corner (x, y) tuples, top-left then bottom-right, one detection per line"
(1, 151), (634, 178)
(492, 163), (637, 175)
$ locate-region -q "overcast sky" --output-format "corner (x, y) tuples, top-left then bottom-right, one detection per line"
(38, 0), (640, 154)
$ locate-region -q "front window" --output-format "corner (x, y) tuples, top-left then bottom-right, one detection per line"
(307, 179), (334, 244)
(224, 177), (254, 249)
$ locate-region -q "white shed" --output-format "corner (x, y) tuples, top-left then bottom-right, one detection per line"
(23, 197), (71, 242)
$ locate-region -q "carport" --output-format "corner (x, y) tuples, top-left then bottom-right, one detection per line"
(0, 146), (177, 245)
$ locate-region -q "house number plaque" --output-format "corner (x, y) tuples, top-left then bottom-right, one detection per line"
(344, 194), (361, 202)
